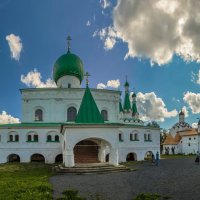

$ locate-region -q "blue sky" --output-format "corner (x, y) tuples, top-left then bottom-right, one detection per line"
(0, 0), (200, 129)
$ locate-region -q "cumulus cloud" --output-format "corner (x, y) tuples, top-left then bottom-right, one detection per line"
(95, 0), (200, 65)
(6, 34), (23, 61)
(21, 69), (56, 88)
(191, 70), (200, 85)
(100, 0), (111, 9)
(192, 123), (198, 128)
(0, 111), (20, 124)
(182, 106), (189, 117)
(93, 26), (118, 50)
(97, 79), (120, 89)
(183, 91), (200, 113)
(86, 20), (91, 27)
(136, 92), (178, 122)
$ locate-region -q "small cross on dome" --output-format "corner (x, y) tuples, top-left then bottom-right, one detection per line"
(67, 35), (72, 53)
(84, 72), (91, 87)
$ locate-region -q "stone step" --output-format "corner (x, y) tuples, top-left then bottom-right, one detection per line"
(55, 164), (131, 174)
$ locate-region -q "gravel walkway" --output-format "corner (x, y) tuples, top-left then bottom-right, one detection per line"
(50, 157), (200, 200)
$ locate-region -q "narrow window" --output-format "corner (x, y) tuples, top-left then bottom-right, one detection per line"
(15, 135), (19, 142)
(101, 110), (108, 121)
(130, 134), (133, 141)
(28, 135), (32, 141)
(34, 135), (38, 142)
(35, 109), (43, 121)
(148, 134), (151, 141)
(67, 107), (77, 121)
(119, 133), (123, 141)
(55, 135), (59, 142)
(47, 135), (52, 141)
(9, 135), (13, 142)
(144, 134), (147, 141)
(68, 83), (71, 88)
(134, 133), (138, 141)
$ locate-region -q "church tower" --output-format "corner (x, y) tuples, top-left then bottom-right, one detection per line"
(53, 36), (84, 88)
(179, 109), (185, 123)
(132, 92), (139, 119)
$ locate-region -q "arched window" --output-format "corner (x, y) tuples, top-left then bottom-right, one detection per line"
(27, 135), (32, 141)
(55, 135), (59, 142)
(144, 134), (147, 141)
(119, 133), (124, 142)
(101, 110), (108, 121)
(9, 135), (13, 142)
(35, 109), (43, 121)
(134, 133), (138, 141)
(67, 107), (77, 121)
(47, 135), (52, 141)
(34, 135), (38, 142)
(15, 135), (19, 142)
(148, 134), (151, 141)
(130, 133), (133, 141)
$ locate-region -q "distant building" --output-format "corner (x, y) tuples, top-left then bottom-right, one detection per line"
(0, 38), (160, 167)
(163, 110), (200, 155)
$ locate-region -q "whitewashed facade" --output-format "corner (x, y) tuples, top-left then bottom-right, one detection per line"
(0, 46), (160, 167)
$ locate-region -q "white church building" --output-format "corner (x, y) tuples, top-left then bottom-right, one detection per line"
(0, 39), (160, 167)
(163, 110), (200, 155)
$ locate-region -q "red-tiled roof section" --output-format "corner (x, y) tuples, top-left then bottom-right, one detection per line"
(178, 128), (199, 136)
(163, 133), (181, 145)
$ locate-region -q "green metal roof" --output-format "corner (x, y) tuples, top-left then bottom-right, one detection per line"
(75, 86), (104, 123)
(123, 92), (131, 111)
(124, 80), (129, 87)
(132, 102), (138, 114)
(53, 51), (84, 83)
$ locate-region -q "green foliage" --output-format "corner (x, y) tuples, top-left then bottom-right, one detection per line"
(0, 163), (54, 200)
(56, 189), (86, 200)
(133, 193), (171, 200)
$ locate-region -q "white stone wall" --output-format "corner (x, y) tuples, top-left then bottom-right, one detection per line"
(57, 75), (81, 88)
(181, 135), (199, 154)
(21, 88), (120, 123)
(0, 128), (62, 164)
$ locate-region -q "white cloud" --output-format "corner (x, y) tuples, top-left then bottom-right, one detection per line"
(183, 91), (200, 114)
(192, 123), (198, 128)
(86, 20), (91, 27)
(97, 79), (120, 89)
(96, 0), (200, 65)
(6, 34), (23, 61)
(0, 111), (20, 124)
(182, 106), (189, 117)
(97, 83), (107, 89)
(21, 69), (56, 88)
(100, 0), (111, 9)
(136, 92), (178, 122)
(191, 70), (200, 85)
(93, 26), (118, 50)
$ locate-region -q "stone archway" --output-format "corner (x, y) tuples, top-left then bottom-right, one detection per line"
(7, 154), (20, 162)
(74, 140), (99, 163)
(144, 151), (154, 160)
(55, 154), (63, 163)
(31, 154), (45, 162)
(126, 152), (137, 161)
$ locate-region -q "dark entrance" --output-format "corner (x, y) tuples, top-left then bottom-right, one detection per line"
(8, 154), (20, 162)
(31, 154), (45, 162)
(55, 154), (63, 163)
(126, 153), (136, 161)
(74, 140), (99, 163)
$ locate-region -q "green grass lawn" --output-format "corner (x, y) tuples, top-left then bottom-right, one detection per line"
(0, 163), (54, 200)
(161, 154), (196, 159)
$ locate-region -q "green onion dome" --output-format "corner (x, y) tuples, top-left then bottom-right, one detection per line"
(53, 51), (84, 83)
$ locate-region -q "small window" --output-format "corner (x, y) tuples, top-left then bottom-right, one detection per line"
(119, 133), (123, 141)
(134, 133), (138, 141)
(9, 135), (13, 142)
(47, 135), (52, 141)
(68, 83), (71, 88)
(101, 110), (108, 121)
(27, 135), (32, 141)
(188, 143), (190, 146)
(67, 107), (77, 121)
(55, 135), (59, 142)
(144, 134), (147, 141)
(189, 137), (191, 140)
(194, 137), (196, 140)
(35, 109), (43, 121)
(130, 134), (133, 141)
(15, 135), (19, 142)
(34, 135), (38, 142)
(148, 134), (151, 141)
